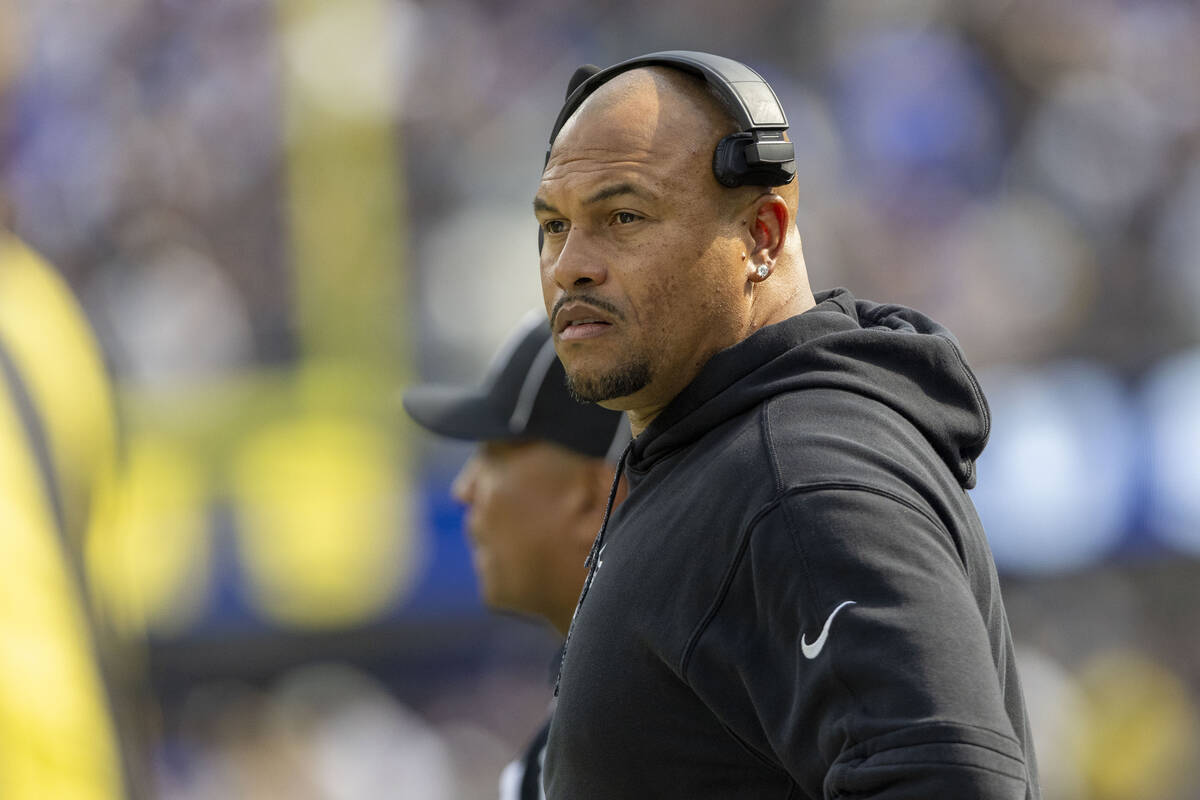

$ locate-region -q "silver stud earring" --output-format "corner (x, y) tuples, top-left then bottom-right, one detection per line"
(756, 263), (770, 279)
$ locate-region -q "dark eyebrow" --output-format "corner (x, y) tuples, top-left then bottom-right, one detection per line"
(534, 182), (654, 215)
(583, 182), (654, 205)
(533, 196), (560, 214)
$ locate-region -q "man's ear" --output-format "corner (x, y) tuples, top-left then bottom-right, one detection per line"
(746, 194), (790, 266)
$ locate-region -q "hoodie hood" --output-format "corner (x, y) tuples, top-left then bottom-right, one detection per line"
(629, 288), (990, 488)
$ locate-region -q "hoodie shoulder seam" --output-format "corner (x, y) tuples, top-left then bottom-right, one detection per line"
(761, 400), (786, 496)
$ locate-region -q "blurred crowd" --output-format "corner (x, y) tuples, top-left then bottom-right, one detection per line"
(2, 0), (1200, 797)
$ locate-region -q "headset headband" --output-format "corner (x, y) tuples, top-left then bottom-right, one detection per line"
(545, 50), (796, 189)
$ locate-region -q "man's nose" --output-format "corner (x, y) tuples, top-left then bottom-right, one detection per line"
(548, 228), (608, 291)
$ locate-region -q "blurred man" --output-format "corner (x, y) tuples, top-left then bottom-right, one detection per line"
(535, 52), (1040, 798)
(403, 310), (627, 800)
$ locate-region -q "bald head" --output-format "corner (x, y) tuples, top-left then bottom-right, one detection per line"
(555, 67), (736, 151)
(549, 67), (800, 219)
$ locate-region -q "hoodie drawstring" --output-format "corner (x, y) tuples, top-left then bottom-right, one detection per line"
(555, 440), (631, 697)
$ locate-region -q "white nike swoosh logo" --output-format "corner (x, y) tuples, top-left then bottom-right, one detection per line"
(801, 600), (856, 660)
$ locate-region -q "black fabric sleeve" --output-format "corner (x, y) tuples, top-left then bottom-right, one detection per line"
(680, 487), (1031, 799)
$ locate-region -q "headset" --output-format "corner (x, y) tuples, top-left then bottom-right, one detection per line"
(539, 51), (796, 252)
(546, 50), (796, 188)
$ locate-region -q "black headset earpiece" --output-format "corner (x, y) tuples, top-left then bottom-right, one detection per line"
(538, 51), (794, 254)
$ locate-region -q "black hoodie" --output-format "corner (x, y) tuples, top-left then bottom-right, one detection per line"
(543, 289), (1041, 799)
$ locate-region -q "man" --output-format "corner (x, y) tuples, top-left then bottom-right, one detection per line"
(403, 310), (628, 800)
(534, 52), (1041, 798)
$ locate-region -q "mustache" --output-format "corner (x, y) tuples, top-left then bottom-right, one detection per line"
(550, 294), (626, 328)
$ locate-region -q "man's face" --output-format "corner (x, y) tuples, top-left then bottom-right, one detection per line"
(451, 439), (589, 617)
(535, 70), (752, 414)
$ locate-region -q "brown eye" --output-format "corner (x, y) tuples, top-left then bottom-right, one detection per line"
(614, 211), (641, 225)
(543, 220), (568, 234)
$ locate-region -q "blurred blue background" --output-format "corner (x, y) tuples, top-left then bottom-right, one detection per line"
(2, 0), (1199, 797)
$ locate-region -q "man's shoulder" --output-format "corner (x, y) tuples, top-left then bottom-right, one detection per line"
(763, 383), (909, 436)
(759, 386), (949, 496)
(668, 385), (930, 490)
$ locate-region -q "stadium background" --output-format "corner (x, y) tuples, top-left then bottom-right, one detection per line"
(2, 0), (1200, 797)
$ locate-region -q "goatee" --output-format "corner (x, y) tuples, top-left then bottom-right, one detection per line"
(565, 360), (652, 403)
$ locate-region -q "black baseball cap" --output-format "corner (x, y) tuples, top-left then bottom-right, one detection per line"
(403, 310), (629, 461)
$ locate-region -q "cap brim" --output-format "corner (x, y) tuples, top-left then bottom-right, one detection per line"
(402, 384), (516, 442)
